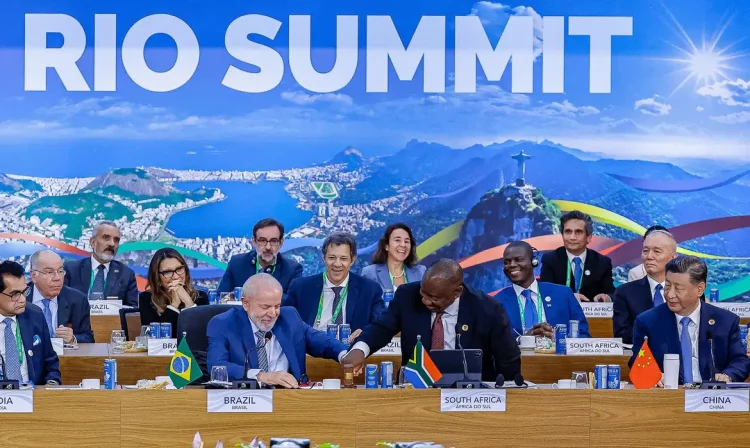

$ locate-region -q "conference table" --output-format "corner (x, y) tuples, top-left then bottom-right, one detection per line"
(59, 343), (633, 385)
(2, 388), (750, 448)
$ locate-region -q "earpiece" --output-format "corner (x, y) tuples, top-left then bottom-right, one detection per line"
(531, 247), (539, 267)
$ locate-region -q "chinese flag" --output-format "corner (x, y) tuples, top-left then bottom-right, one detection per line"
(630, 339), (662, 389)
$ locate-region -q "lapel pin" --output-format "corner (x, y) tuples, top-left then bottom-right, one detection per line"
(584, 270), (591, 276)
(461, 324), (468, 331)
(33, 335), (40, 346)
(708, 319), (715, 326)
(27, 349), (33, 357)
(545, 296), (551, 302)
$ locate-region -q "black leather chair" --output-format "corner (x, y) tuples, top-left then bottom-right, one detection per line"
(176, 305), (234, 381)
(118, 307), (141, 341)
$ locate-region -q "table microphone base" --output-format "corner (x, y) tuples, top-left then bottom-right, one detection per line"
(0, 380), (20, 390)
(700, 381), (727, 390)
(231, 379), (259, 389)
(454, 380), (482, 389)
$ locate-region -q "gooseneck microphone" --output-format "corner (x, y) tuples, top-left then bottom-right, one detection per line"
(454, 333), (482, 389)
(232, 330), (273, 390)
(701, 330), (727, 390)
(0, 353), (20, 390)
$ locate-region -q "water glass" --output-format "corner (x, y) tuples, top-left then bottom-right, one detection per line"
(210, 366), (228, 383)
(89, 291), (104, 301)
(140, 326), (151, 338)
(398, 366), (413, 388)
(571, 371), (589, 389)
(110, 330), (126, 354)
(219, 292), (233, 303)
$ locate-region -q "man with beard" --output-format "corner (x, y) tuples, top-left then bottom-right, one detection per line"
(29, 250), (94, 343)
(218, 218), (303, 295)
(207, 273), (348, 387)
(64, 221), (138, 306)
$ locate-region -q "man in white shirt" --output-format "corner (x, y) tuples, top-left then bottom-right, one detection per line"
(613, 230), (678, 344)
(207, 273), (349, 387)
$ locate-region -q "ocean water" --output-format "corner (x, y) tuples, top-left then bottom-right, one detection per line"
(166, 181), (313, 239)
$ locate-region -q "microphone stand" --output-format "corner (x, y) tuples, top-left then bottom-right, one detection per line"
(232, 331), (272, 390)
(700, 334), (727, 390)
(0, 354), (20, 390)
(454, 333), (482, 389)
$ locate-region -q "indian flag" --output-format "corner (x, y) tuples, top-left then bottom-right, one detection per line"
(402, 339), (442, 388)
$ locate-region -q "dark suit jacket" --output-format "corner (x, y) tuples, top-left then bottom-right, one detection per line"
(612, 277), (653, 344)
(206, 306), (348, 381)
(355, 282), (521, 381)
(16, 305), (62, 385)
(283, 272), (385, 333)
(540, 247), (615, 300)
(64, 257), (138, 307)
(629, 303), (750, 383)
(139, 290), (210, 331)
(217, 251), (303, 293)
(26, 284), (95, 343)
(361, 263), (427, 291)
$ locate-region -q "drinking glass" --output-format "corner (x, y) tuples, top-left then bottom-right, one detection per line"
(110, 330), (126, 354)
(210, 366), (229, 383)
(140, 326), (151, 338)
(342, 364), (356, 389)
(219, 292), (233, 303)
(398, 366), (413, 388)
(89, 291), (104, 301)
(571, 371), (589, 389)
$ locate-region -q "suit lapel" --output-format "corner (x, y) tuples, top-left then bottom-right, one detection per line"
(500, 287), (522, 336)
(79, 258), (92, 290)
(376, 265), (391, 290)
(273, 322), (300, 379)
(57, 289), (71, 327)
(345, 275), (359, 326)
(17, 312), (36, 382)
(234, 309), (259, 369)
(104, 261), (121, 298)
(555, 248), (572, 290)
(638, 278), (654, 311)
(698, 304), (714, 380)
(455, 287), (477, 347)
(537, 283), (555, 325)
(581, 249), (596, 289)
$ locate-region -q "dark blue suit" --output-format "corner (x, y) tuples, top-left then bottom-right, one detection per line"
(613, 277), (654, 344)
(26, 285), (95, 343)
(218, 251), (303, 293)
(629, 303), (750, 383)
(495, 281), (591, 337)
(284, 272), (385, 332)
(356, 282), (521, 381)
(206, 306), (348, 381)
(16, 305), (62, 385)
(64, 258), (138, 307)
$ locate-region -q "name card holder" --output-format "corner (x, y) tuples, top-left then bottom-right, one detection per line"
(441, 389), (506, 412)
(685, 390), (750, 413)
(373, 337), (401, 356)
(147, 338), (178, 356)
(713, 303), (750, 318)
(51, 338), (64, 356)
(89, 300), (125, 316)
(207, 390), (273, 413)
(0, 390), (33, 413)
(565, 338), (624, 355)
(579, 302), (614, 318)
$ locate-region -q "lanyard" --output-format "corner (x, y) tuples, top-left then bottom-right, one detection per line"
(4, 320), (24, 367)
(516, 290), (544, 334)
(88, 266), (108, 294)
(565, 259), (583, 293)
(314, 272), (348, 327)
(256, 256), (277, 275)
(388, 269), (408, 289)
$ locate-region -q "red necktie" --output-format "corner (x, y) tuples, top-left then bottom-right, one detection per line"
(431, 312), (445, 350)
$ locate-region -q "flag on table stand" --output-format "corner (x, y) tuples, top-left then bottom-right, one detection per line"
(629, 337), (662, 389)
(168, 335), (202, 389)
(403, 336), (442, 388)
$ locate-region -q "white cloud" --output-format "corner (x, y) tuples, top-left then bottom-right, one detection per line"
(148, 115), (230, 131)
(470, 2), (544, 59)
(710, 111), (750, 125)
(41, 97), (115, 117)
(696, 106), (704, 112)
(696, 79), (750, 107)
(95, 103), (167, 117)
(280, 91), (354, 106)
(539, 100), (600, 117)
(634, 95), (671, 116)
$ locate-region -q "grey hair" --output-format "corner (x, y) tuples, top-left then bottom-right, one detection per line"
(241, 273), (283, 300)
(666, 256), (708, 285)
(424, 258), (463, 283)
(30, 249), (60, 270)
(644, 229), (677, 251)
(321, 231), (357, 257)
(93, 220), (119, 235)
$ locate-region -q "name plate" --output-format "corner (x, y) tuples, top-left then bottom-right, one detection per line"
(713, 303), (750, 318)
(89, 300), (125, 316)
(147, 338), (177, 356)
(580, 302), (614, 318)
(51, 338), (64, 356)
(0, 390), (33, 413)
(565, 338), (623, 355)
(207, 390), (273, 413)
(441, 389), (506, 412)
(373, 337), (401, 356)
(685, 390), (750, 413)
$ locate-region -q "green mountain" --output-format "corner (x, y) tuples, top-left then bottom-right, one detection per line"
(22, 193), (133, 239)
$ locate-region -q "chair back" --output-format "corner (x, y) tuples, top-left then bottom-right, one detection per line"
(176, 305), (235, 380)
(118, 308), (141, 341)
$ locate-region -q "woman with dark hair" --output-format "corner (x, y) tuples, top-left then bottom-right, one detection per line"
(139, 248), (209, 329)
(361, 223), (426, 291)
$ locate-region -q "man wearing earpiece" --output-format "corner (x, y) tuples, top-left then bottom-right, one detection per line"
(496, 241), (591, 339)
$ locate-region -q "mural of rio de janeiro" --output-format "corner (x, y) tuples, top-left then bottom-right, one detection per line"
(0, 0), (748, 299)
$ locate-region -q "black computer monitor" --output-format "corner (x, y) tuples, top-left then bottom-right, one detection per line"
(429, 349), (483, 388)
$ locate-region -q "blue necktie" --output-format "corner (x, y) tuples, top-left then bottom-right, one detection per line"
(680, 317), (694, 384)
(42, 299), (54, 337)
(522, 289), (537, 331)
(573, 257), (583, 292)
(90, 265), (106, 298)
(654, 284), (664, 306)
(3, 318), (22, 381)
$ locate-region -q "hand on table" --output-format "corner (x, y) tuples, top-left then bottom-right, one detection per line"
(350, 328), (362, 341)
(341, 349), (366, 375)
(574, 293), (591, 302)
(715, 373), (731, 383)
(524, 323), (554, 339)
(593, 294), (611, 302)
(55, 326), (75, 344)
(257, 371), (299, 389)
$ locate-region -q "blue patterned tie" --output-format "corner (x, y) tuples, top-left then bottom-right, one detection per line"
(42, 299), (54, 337)
(255, 330), (269, 372)
(680, 317), (694, 384)
(573, 257), (583, 292)
(90, 265), (106, 298)
(3, 318), (22, 381)
(654, 284), (664, 306)
(522, 289), (537, 331)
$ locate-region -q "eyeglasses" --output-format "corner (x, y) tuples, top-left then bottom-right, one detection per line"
(0, 286), (30, 301)
(33, 269), (66, 278)
(159, 265), (186, 279)
(254, 238), (281, 247)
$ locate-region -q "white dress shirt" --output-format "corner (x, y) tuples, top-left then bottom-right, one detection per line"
(512, 280), (547, 327)
(91, 256), (111, 279)
(646, 276), (666, 303)
(314, 274), (349, 330)
(32, 287), (58, 329)
(566, 250), (587, 268)
(675, 302), (702, 383)
(0, 315), (29, 382)
(352, 298), (461, 357)
(246, 319), (289, 381)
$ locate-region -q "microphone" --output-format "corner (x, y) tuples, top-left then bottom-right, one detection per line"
(513, 373), (527, 388)
(454, 333), (481, 389)
(493, 373), (528, 389)
(0, 353), (20, 390)
(494, 374), (505, 388)
(701, 330), (727, 389)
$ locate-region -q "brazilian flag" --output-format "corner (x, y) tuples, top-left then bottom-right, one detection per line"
(168, 338), (201, 389)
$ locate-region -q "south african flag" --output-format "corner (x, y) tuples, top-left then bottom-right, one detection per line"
(168, 337), (202, 389)
(402, 339), (442, 388)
